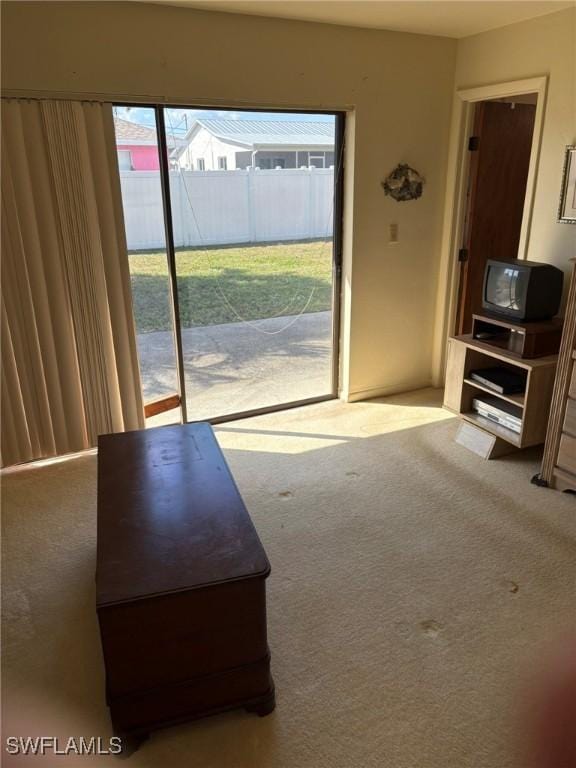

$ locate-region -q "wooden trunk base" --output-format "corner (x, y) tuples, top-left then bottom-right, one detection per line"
(245, 687), (276, 717)
(109, 655), (274, 738)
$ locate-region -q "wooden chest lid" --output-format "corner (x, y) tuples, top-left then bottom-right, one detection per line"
(96, 423), (270, 607)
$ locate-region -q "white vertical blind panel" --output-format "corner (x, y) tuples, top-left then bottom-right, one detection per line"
(1, 99), (144, 467)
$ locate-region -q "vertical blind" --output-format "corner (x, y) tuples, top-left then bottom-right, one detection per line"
(1, 99), (144, 467)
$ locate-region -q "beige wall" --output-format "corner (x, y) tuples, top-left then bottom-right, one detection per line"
(455, 8), (576, 274)
(431, 7), (575, 382)
(1, 1), (457, 400)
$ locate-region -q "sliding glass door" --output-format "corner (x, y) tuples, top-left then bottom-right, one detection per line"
(114, 104), (343, 424)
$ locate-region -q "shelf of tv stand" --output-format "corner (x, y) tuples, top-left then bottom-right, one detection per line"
(471, 315), (562, 359)
(444, 335), (558, 455)
(457, 334), (558, 369)
(462, 377), (525, 408)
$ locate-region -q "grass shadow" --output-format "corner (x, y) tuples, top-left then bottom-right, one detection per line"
(131, 269), (332, 333)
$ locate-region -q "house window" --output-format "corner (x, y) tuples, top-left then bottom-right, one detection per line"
(273, 158), (286, 169)
(217, 157), (228, 170)
(309, 155), (325, 169)
(258, 158), (273, 170)
(196, 158), (205, 171)
(117, 150), (133, 170)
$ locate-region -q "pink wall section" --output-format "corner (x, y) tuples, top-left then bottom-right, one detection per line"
(123, 145), (159, 170)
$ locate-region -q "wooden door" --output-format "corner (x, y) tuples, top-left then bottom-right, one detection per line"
(456, 100), (536, 334)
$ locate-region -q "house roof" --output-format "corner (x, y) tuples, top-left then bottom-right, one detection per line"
(114, 117), (183, 147)
(190, 119), (335, 149)
(114, 117), (158, 145)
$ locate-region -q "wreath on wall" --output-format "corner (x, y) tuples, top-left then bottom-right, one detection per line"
(381, 164), (425, 202)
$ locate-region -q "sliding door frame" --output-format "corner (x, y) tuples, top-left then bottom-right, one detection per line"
(155, 106), (189, 423)
(116, 101), (345, 424)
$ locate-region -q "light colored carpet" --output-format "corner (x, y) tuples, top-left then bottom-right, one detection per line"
(2, 389), (575, 767)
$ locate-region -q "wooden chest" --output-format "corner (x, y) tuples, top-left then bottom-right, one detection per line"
(96, 423), (274, 741)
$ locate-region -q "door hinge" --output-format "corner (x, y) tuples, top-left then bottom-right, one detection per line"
(458, 248), (469, 263)
(468, 136), (480, 152)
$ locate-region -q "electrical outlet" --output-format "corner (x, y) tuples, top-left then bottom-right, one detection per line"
(389, 223), (399, 243)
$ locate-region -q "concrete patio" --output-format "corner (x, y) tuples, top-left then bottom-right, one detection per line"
(138, 310), (333, 422)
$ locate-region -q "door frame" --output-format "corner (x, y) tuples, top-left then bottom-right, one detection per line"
(431, 76), (548, 386)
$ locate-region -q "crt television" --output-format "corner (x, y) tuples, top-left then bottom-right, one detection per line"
(482, 259), (563, 322)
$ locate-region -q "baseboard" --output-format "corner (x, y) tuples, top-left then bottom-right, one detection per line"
(1, 447), (97, 475)
(343, 379), (434, 403)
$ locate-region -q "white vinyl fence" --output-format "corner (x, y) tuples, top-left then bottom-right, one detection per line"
(119, 168), (335, 251)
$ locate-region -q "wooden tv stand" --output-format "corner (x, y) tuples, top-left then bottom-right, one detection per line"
(444, 334), (557, 458)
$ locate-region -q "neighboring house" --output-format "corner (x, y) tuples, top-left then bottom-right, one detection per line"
(113, 117), (184, 171)
(175, 119), (335, 171)
(114, 117), (160, 170)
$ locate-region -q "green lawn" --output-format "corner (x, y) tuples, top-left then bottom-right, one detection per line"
(130, 241), (334, 333)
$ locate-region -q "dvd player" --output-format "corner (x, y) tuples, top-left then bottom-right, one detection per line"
(469, 367), (526, 395)
(471, 396), (522, 434)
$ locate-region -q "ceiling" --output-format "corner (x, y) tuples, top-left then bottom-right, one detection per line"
(143, 0), (574, 39)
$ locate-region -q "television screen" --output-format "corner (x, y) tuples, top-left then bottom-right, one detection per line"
(482, 259), (563, 322)
(485, 265), (528, 311)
